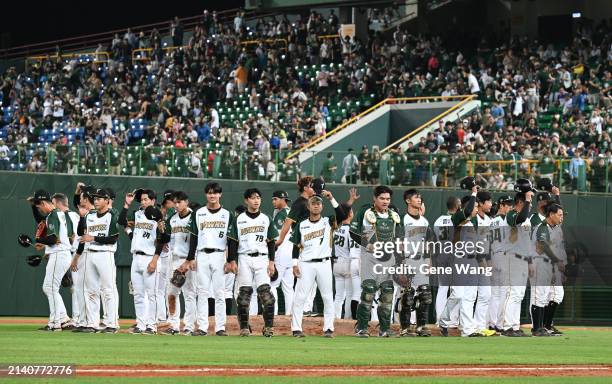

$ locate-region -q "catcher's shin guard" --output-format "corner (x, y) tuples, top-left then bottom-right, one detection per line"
(257, 284), (275, 328)
(396, 286), (415, 329)
(377, 280), (394, 332)
(356, 279), (377, 331)
(237, 286), (254, 329)
(415, 284), (432, 326)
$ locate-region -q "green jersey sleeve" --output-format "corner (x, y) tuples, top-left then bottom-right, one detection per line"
(273, 208), (288, 231)
(227, 213), (238, 241)
(108, 211), (119, 237)
(65, 211), (74, 238)
(189, 210), (198, 235)
(290, 221), (301, 245)
(535, 224), (550, 244)
(45, 210), (61, 237)
(267, 214), (279, 240)
(127, 209), (136, 222)
(350, 205), (368, 234)
(451, 210), (467, 227)
(506, 210), (518, 226)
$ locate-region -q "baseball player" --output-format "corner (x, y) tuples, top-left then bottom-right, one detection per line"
(530, 187), (563, 336)
(487, 195), (514, 333)
(531, 202), (566, 337)
(156, 190), (176, 327)
(350, 185), (404, 338)
(270, 191), (294, 316)
(497, 189), (534, 337)
(75, 188), (120, 333)
(398, 189), (432, 337)
(291, 192), (343, 337)
(164, 191), (196, 335)
(32, 189), (74, 331)
(119, 189), (170, 334)
(332, 202), (361, 320)
(473, 191), (493, 335)
(433, 196), (460, 327)
(51, 193), (79, 330)
(439, 185), (492, 337)
(227, 188), (277, 337)
(179, 182), (233, 336)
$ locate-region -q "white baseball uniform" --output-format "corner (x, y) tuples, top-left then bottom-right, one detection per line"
(332, 223), (361, 319)
(189, 206), (233, 333)
(473, 212), (492, 331)
(66, 210), (81, 325)
(271, 206), (294, 315)
(488, 214), (511, 330)
(433, 213), (459, 327)
(290, 215), (335, 332)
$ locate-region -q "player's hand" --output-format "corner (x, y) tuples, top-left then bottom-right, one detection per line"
(70, 256), (80, 272)
(162, 243), (169, 253)
(147, 259), (158, 274)
(78, 206), (89, 217)
(528, 263), (535, 279)
(557, 261), (565, 272)
(223, 262), (232, 273)
(80, 234), (94, 243)
(348, 187), (360, 203)
(34, 243), (45, 251)
(552, 186), (560, 196)
(157, 220), (166, 232)
(275, 239), (282, 248)
(293, 265), (301, 278)
(178, 260), (191, 273)
(43, 254), (49, 261)
(525, 191), (534, 202)
(267, 261), (276, 277)
(419, 202), (426, 216)
(76, 182), (85, 194)
(229, 260), (238, 274)
(321, 190), (333, 200)
(124, 192), (135, 208)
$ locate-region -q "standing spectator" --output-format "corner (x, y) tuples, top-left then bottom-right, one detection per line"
(342, 148), (358, 184)
(0, 139), (9, 170)
(358, 145), (369, 184)
(171, 17), (184, 47)
(320, 152), (336, 183)
(569, 150), (586, 191)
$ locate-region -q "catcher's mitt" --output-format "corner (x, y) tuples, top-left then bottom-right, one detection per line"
(18, 234), (33, 248)
(61, 271), (73, 288)
(170, 269), (186, 288)
(35, 221), (47, 239)
(26, 255), (42, 267)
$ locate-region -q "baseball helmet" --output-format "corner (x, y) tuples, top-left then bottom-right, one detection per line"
(536, 177), (554, 192)
(460, 176), (477, 190)
(18, 234), (33, 248)
(497, 195), (514, 205)
(144, 206), (163, 222)
(26, 255), (42, 267)
(312, 177), (326, 196)
(514, 178), (537, 193)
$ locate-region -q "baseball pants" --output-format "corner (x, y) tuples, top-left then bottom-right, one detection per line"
(474, 272), (492, 331)
(195, 251), (227, 333)
(333, 257), (360, 319)
(167, 256), (197, 331)
(487, 251), (505, 329)
(291, 259), (334, 332)
(499, 254), (529, 331)
(156, 256), (170, 323)
(131, 253), (160, 331)
(42, 251), (72, 328)
(271, 263), (294, 315)
(84, 250), (118, 329)
(434, 253), (459, 326)
(439, 257), (478, 337)
(530, 257), (555, 308)
(71, 252), (87, 327)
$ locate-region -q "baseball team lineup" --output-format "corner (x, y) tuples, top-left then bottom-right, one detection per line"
(23, 174), (570, 338)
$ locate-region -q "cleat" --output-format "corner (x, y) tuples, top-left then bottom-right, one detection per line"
(501, 329), (518, 337)
(293, 330), (306, 338)
(79, 327), (98, 333)
(182, 329), (193, 336)
(400, 328), (416, 337)
(546, 326), (563, 336)
(161, 328), (180, 335)
(38, 325), (62, 332)
(355, 329), (370, 338)
(303, 311), (312, 317)
(101, 327), (119, 334)
(71, 326), (85, 332)
(468, 332), (483, 337)
(215, 330), (229, 336)
(378, 329), (398, 338)
(515, 329), (531, 337)
(191, 330), (208, 336)
(532, 328), (552, 337)
(240, 328), (251, 337)
(479, 329), (496, 337)
(262, 327), (274, 338)
(130, 328), (143, 334)
(439, 327), (448, 337)
(416, 326), (432, 337)
(142, 328), (157, 335)
(323, 329), (334, 338)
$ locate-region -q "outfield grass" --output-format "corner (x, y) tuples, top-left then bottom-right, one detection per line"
(0, 324), (611, 366)
(2, 377), (612, 384)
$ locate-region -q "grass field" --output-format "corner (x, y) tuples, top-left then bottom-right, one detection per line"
(1, 322), (611, 383)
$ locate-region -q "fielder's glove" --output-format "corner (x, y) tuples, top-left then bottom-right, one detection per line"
(170, 269), (186, 288)
(61, 271), (73, 288)
(18, 234), (33, 248)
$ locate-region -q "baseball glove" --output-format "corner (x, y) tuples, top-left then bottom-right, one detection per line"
(170, 269), (186, 288)
(26, 255), (42, 267)
(35, 221), (47, 239)
(144, 206), (163, 222)
(18, 234), (33, 248)
(61, 271), (73, 288)
(270, 267), (279, 283)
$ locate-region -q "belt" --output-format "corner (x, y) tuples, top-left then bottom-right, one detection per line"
(247, 252), (268, 257)
(134, 251), (152, 256)
(305, 257), (331, 263)
(201, 248), (224, 254)
(88, 249), (109, 253)
(515, 254), (531, 262)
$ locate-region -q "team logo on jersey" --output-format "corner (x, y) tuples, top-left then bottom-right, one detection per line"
(88, 224), (108, 232)
(135, 222), (155, 230)
(199, 221), (226, 229)
(240, 226), (265, 235)
(304, 228), (325, 241)
(171, 226), (191, 234)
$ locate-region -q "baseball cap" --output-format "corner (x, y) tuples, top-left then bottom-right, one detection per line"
(105, 188), (116, 200)
(536, 192), (553, 202)
(32, 189), (52, 204)
(91, 188), (111, 199)
(497, 195), (514, 205)
(308, 195), (323, 203)
(272, 190), (291, 202)
(162, 190), (175, 203)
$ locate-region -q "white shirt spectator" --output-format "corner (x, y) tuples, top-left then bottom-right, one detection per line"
(43, 98), (53, 118)
(467, 73), (480, 94)
(0, 144), (9, 160)
(590, 113), (604, 135)
(52, 98), (64, 118)
(176, 95), (190, 117)
(226, 81), (235, 99)
(210, 108), (220, 134)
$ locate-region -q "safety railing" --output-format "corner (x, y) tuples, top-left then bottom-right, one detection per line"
(131, 45), (186, 62)
(240, 38), (288, 50)
(1, 145), (609, 194)
(26, 51), (110, 65)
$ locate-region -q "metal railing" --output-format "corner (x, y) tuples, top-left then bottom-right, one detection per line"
(2, 145), (609, 194)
